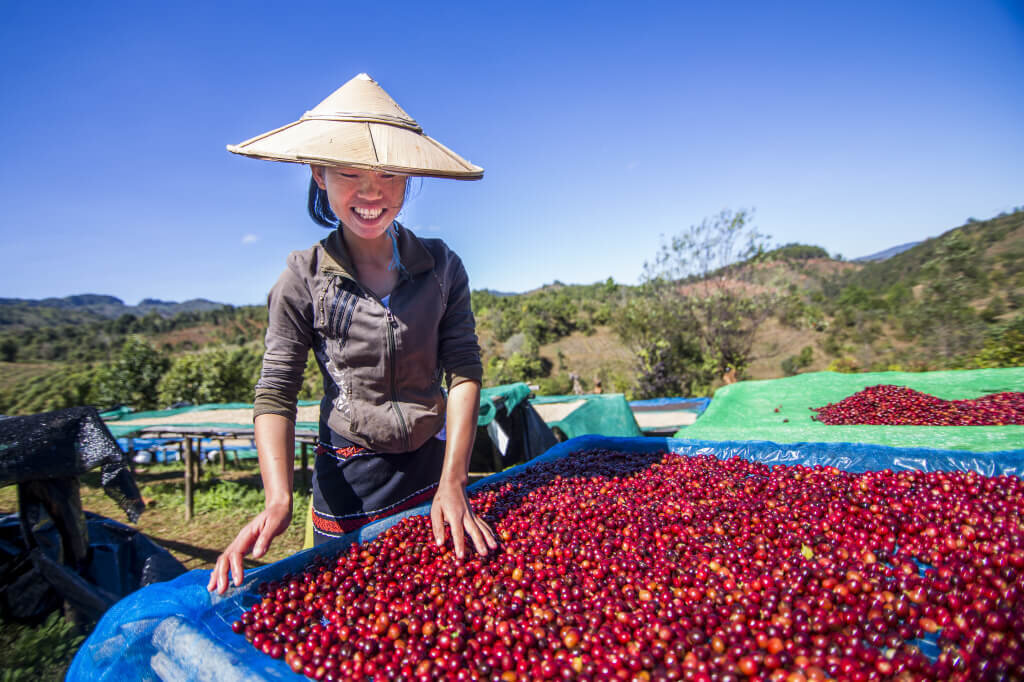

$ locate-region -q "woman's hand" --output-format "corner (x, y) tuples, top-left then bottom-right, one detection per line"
(430, 480), (497, 559)
(207, 501), (292, 594)
(208, 413), (297, 594)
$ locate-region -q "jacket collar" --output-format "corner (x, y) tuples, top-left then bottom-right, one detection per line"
(320, 222), (435, 281)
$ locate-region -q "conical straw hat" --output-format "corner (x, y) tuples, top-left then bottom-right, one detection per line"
(227, 74), (483, 180)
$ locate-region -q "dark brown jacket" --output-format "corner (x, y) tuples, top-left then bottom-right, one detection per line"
(253, 225), (482, 453)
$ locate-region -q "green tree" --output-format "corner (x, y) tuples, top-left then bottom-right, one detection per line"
(94, 336), (170, 410)
(905, 232), (986, 360)
(960, 317), (1024, 369)
(0, 337), (17, 362)
(619, 209), (774, 396)
(781, 346), (814, 376)
(484, 335), (551, 385)
(613, 287), (708, 398)
(157, 346), (261, 406)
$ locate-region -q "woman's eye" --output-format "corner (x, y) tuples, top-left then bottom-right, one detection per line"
(339, 172), (357, 178)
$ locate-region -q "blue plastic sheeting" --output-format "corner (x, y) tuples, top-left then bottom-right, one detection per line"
(70, 435), (1024, 680)
(629, 397), (711, 413)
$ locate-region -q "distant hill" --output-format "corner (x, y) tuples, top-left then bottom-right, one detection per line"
(841, 211), (1023, 294)
(853, 241), (921, 263)
(0, 294), (230, 329)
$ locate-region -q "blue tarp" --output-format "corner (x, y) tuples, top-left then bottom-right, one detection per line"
(69, 435), (1024, 680)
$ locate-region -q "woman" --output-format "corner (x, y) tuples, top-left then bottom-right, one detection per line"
(209, 74), (495, 594)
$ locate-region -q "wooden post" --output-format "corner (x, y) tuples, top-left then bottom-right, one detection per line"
(194, 438), (203, 484)
(218, 438), (227, 472)
(301, 442), (309, 490)
(183, 437), (194, 522)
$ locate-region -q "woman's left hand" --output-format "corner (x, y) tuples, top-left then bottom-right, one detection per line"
(430, 480), (498, 559)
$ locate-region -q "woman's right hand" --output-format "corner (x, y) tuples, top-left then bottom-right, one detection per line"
(207, 501), (292, 594)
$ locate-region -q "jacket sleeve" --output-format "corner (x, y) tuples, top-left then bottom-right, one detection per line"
(253, 251), (315, 421)
(438, 253), (483, 389)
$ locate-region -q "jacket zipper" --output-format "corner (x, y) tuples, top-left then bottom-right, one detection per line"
(323, 265), (411, 450)
(385, 305), (410, 450)
(317, 279), (331, 328)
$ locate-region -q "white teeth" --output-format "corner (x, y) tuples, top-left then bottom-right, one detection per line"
(354, 207), (384, 220)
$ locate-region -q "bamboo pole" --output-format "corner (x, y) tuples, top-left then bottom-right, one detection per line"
(183, 437), (194, 522)
(218, 438), (227, 472)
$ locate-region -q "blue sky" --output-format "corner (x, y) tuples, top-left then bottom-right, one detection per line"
(1, 1), (1022, 305)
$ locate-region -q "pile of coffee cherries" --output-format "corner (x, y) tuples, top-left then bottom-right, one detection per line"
(811, 385), (1024, 426)
(233, 450), (1024, 680)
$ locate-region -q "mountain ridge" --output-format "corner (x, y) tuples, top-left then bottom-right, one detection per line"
(0, 295), (231, 329)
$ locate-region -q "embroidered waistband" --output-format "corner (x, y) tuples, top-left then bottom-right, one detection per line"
(311, 484), (437, 537)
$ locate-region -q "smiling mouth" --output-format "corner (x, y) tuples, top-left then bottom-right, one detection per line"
(353, 207), (385, 221)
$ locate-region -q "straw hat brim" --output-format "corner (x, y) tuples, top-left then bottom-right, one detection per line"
(226, 118), (483, 180)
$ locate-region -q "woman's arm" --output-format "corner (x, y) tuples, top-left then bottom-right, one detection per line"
(208, 255), (313, 594)
(208, 414), (296, 593)
(430, 380), (498, 559)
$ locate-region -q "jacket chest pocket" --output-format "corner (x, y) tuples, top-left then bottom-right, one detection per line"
(319, 277), (361, 347)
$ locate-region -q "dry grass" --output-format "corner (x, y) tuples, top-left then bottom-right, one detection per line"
(745, 318), (829, 379)
(538, 326), (636, 384)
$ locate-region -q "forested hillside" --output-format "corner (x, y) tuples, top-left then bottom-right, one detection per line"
(1, 208), (1020, 415)
(0, 294), (230, 330)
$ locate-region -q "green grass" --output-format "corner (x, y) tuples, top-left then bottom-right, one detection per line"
(136, 464), (311, 517)
(0, 612), (85, 681)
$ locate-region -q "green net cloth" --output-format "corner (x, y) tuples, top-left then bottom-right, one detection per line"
(676, 368), (1024, 452)
(530, 394), (644, 439)
(478, 383), (533, 426)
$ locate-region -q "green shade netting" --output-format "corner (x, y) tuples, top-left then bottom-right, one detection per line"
(477, 383), (532, 427)
(530, 394), (643, 439)
(676, 368), (1024, 452)
(102, 401), (321, 423)
(103, 386), (531, 437)
(99, 406), (135, 420)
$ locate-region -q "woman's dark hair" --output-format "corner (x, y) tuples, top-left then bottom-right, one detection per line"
(308, 178), (338, 228)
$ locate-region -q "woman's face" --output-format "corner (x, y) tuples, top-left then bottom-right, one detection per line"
(311, 166), (407, 241)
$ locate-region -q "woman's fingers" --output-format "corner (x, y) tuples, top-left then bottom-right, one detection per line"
(477, 517), (499, 550)
(207, 557), (224, 592)
(463, 514), (489, 556)
(450, 513), (467, 559)
(253, 526), (273, 559)
(430, 502), (445, 547)
(229, 548), (247, 587)
(431, 487), (498, 559)
(207, 517), (261, 594)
